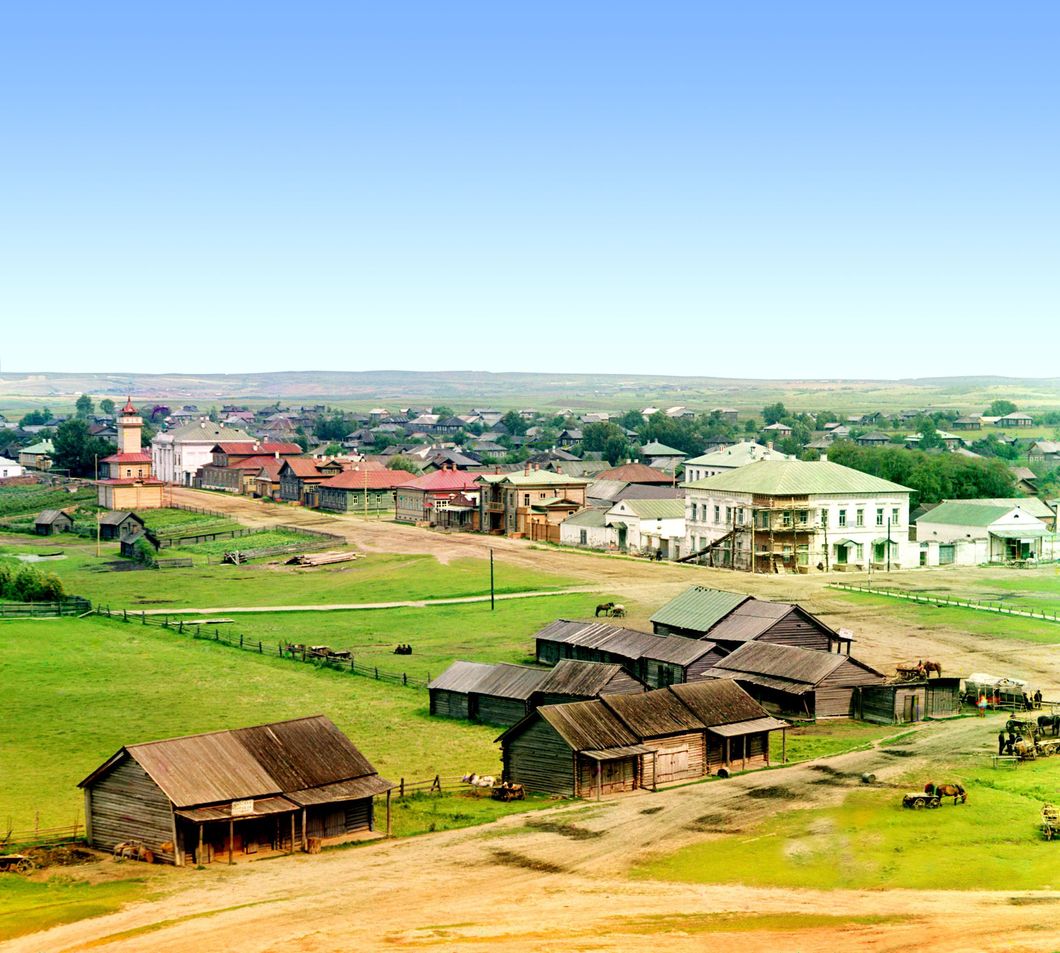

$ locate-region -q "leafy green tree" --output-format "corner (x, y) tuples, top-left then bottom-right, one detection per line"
(917, 423), (945, 450)
(292, 428), (310, 452)
(762, 402), (787, 425)
(431, 406), (455, 418)
(99, 398), (115, 416)
(313, 413), (349, 441)
(386, 456), (419, 474)
(52, 419), (116, 477)
(19, 407), (51, 427)
(987, 399), (1017, 416)
(500, 410), (528, 436)
(581, 422), (626, 452)
(75, 394), (94, 418)
(603, 435), (634, 465)
(617, 409), (645, 431)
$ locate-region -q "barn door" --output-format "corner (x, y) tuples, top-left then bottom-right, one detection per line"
(902, 695), (919, 722)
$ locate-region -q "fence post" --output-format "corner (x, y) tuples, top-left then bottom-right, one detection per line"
(374, 667), (379, 680)
(258, 640), (262, 654)
(123, 609), (128, 622)
(240, 634), (244, 649)
(403, 672), (407, 686)
(142, 611), (146, 624)
(399, 778), (405, 797)
(278, 642), (283, 656)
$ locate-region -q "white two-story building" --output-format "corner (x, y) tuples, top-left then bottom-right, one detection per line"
(682, 457), (914, 573)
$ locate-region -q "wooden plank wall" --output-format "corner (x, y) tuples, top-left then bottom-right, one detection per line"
(87, 755), (177, 863)
(504, 719), (575, 795)
(757, 610), (834, 651)
(429, 689), (470, 719)
(643, 733), (706, 784)
(473, 694), (529, 726)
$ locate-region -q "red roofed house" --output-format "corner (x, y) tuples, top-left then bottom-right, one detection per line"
(198, 442), (304, 493)
(395, 465), (482, 527)
(97, 399), (165, 510)
(278, 458), (345, 505)
(595, 462), (675, 486)
(318, 467), (409, 513)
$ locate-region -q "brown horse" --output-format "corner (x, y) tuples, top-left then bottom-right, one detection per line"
(921, 659), (943, 677)
(924, 782), (967, 804)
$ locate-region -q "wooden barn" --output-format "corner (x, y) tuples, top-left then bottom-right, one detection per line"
(532, 620), (725, 688)
(78, 715), (393, 866)
(533, 659), (646, 706)
(35, 509), (73, 535)
(855, 678), (962, 724)
(428, 662), (548, 725)
(498, 681), (788, 798)
(650, 586), (853, 654)
(98, 510), (145, 541)
(705, 642), (885, 718)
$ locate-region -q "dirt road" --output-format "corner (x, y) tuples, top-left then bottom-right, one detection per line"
(166, 488), (1060, 692)
(7, 718), (1057, 953)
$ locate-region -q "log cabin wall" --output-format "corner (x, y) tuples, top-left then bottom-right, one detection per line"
(641, 733), (706, 784)
(473, 694), (529, 726)
(429, 688), (470, 719)
(755, 609), (834, 651)
(86, 755), (177, 864)
(576, 756), (638, 796)
(504, 719), (576, 796)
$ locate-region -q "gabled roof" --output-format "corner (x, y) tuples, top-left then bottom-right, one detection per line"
(427, 660), (495, 693)
(531, 619), (716, 668)
(640, 441), (684, 456)
(98, 510), (144, 526)
(602, 689), (703, 737)
(535, 660), (639, 696)
(534, 700), (640, 751)
(35, 508), (69, 524)
(707, 641), (883, 687)
(607, 498), (684, 520)
(21, 440), (54, 454)
(561, 508), (610, 528)
(667, 680), (770, 727)
(649, 586), (749, 633)
(916, 501), (1017, 527)
(682, 460), (911, 495)
(279, 458), (327, 478)
(399, 468), (481, 491)
(101, 452), (152, 464)
(478, 469), (591, 488)
(471, 663), (549, 700)
(156, 422), (252, 443)
(320, 468), (409, 490)
(595, 463), (673, 485)
(683, 441), (793, 468)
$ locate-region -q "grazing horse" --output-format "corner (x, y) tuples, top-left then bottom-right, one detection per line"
(1039, 714), (1060, 737)
(595, 602), (614, 617)
(921, 659), (943, 678)
(924, 782), (967, 804)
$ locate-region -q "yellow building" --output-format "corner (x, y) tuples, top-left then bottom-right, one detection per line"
(97, 398), (165, 510)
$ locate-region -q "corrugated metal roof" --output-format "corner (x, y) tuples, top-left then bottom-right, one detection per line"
(683, 441), (793, 467)
(667, 680), (771, 727)
(649, 587), (749, 634)
(596, 463), (673, 485)
(640, 441), (684, 456)
(682, 459), (911, 494)
(917, 501), (1012, 527)
(561, 508), (610, 528)
(428, 660), (496, 693)
(602, 690), (703, 738)
(537, 700), (640, 750)
(535, 659), (637, 696)
(83, 715), (390, 808)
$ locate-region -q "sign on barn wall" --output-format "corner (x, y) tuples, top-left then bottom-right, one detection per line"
(231, 799), (255, 816)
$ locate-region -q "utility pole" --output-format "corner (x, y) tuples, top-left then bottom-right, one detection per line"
(96, 511), (101, 558)
(886, 517), (892, 573)
(489, 548), (495, 611)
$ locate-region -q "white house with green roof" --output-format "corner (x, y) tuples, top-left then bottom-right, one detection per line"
(681, 458), (913, 572)
(605, 497), (686, 559)
(18, 439), (54, 471)
(682, 441), (793, 483)
(559, 508), (617, 550)
(915, 500), (1048, 566)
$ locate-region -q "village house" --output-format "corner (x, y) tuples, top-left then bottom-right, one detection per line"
(278, 458), (345, 505)
(97, 400), (165, 510)
(97, 510), (145, 542)
(855, 431), (892, 447)
(952, 415), (982, 430)
(604, 497), (685, 558)
(1028, 441), (1060, 467)
(996, 411), (1034, 428)
(595, 462), (673, 486)
(197, 442), (303, 493)
(497, 680), (788, 798)
(78, 716), (393, 866)
(639, 441), (686, 473)
(682, 458), (913, 572)
(0, 455), (24, 479)
(915, 499), (1049, 565)
(681, 442), (792, 483)
(317, 467), (408, 513)
(394, 465), (481, 525)
(704, 642), (885, 718)
(477, 466), (590, 538)
(18, 439), (54, 471)
(558, 508), (616, 550)
(650, 586), (854, 655)
(152, 421), (252, 486)
(35, 508), (74, 535)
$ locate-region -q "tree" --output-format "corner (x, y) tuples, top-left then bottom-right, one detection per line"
(500, 410), (528, 436)
(313, 413), (349, 441)
(292, 428), (309, 452)
(431, 405), (455, 418)
(75, 394), (94, 418)
(617, 409), (645, 432)
(387, 456), (419, 474)
(581, 422), (626, 452)
(603, 434), (633, 465)
(762, 402), (787, 425)
(987, 399), (1017, 416)
(917, 423), (944, 450)
(52, 419), (116, 477)
(19, 407), (50, 427)
(99, 398), (115, 416)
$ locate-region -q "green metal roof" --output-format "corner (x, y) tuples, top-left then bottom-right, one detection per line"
(640, 441), (684, 456)
(478, 470), (591, 487)
(682, 460), (910, 495)
(562, 508), (609, 528)
(21, 439), (54, 454)
(649, 586), (748, 633)
(610, 498), (685, 520)
(917, 501), (1013, 527)
(957, 498), (1053, 520)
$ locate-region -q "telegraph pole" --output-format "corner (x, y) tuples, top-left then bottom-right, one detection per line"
(490, 548), (495, 611)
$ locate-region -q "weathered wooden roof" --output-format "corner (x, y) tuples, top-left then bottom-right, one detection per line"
(535, 660), (640, 696)
(638, 636), (719, 666)
(471, 663), (549, 700)
(707, 642), (882, 687)
(98, 510), (143, 526)
(80, 715), (391, 808)
(667, 680), (770, 727)
(602, 690), (703, 738)
(704, 600), (793, 642)
(535, 700), (640, 751)
(709, 716), (789, 737)
(428, 660), (497, 693)
(35, 509), (68, 524)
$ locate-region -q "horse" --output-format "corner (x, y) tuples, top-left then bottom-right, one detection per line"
(1038, 714), (1060, 737)
(924, 782), (967, 804)
(921, 660), (943, 678)
(595, 602), (614, 617)
(896, 661), (925, 680)
(610, 604), (626, 618)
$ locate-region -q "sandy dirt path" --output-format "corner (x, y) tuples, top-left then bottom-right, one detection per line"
(165, 488), (1060, 693)
(6, 718), (1058, 953)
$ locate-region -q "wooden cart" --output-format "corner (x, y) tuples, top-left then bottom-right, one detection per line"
(1042, 804), (1060, 840)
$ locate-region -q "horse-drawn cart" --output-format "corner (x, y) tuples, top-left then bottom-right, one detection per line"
(0, 854), (32, 873)
(903, 792), (941, 809)
(491, 782), (525, 802)
(1042, 804), (1060, 841)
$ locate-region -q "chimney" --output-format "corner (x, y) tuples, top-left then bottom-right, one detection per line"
(766, 441), (773, 451)
(820, 452), (828, 463)
(524, 463), (530, 476)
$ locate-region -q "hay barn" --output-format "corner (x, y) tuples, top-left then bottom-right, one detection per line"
(78, 715), (393, 866)
(855, 678), (962, 724)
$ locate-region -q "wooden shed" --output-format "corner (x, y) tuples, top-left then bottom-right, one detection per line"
(428, 662), (549, 725)
(78, 715), (393, 866)
(855, 678), (962, 724)
(532, 620), (725, 688)
(705, 642), (885, 718)
(35, 508), (73, 535)
(498, 681), (788, 798)
(98, 510), (146, 541)
(533, 659), (646, 706)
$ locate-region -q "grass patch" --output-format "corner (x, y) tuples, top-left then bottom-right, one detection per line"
(164, 529), (313, 560)
(0, 876), (152, 942)
(0, 485), (96, 519)
(609, 912), (906, 935)
(390, 791), (552, 837)
(637, 754), (1060, 891)
(782, 720), (901, 762)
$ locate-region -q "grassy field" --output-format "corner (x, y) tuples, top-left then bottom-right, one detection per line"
(164, 528), (314, 561)
(141, 507), (240, 538)
(782, 720), (906, 763)
(636, 746), (1060, 891)
(0, 535), (581, 608)
(0, 485), (96, 518)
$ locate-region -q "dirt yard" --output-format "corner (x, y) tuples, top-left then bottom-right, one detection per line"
(6, 718), (1059, 953)
(167, 488), (1060, 693)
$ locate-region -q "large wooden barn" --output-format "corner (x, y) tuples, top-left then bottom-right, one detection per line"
(498, 681), (788, 798)
(650, 586), (853, 654)
(855, 678), (962, 724)
(429, 659), (645, 724)
(704, 642), (885, 718)
(532, 620), (725, 688)
(78, 716), (394, 866)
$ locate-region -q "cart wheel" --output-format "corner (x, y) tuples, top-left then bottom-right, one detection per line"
(1044, 827), (1053, 841)
(928, 797), (940, 808)
(913, 798), (925, 809)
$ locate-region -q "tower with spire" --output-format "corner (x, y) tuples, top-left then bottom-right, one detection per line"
(97, 397), (164, 510)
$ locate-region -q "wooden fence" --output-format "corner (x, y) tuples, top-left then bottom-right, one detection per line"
(0, 597), (92, 618)
(94, 607), (432, 688)
(829, 583), (1060, 624)
(1, 819), (84, 851)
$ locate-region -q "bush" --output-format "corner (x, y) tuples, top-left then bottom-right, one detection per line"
(130, 538), (157, 568)
(0, 560), (66, 601)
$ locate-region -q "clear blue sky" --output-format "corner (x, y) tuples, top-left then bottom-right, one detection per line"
(2, 2), (1057, 379)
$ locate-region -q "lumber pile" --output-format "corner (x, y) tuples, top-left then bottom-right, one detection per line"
(285, 551), (364, 567)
